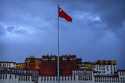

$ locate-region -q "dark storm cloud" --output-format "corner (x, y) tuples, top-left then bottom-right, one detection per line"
(6, 26), (28, 34)
(58, 0), (125, 28)
(95, 0), (125, 28)
(6, 26), (15, 32)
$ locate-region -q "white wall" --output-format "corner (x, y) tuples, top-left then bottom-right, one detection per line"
(0, 62), (16, 68)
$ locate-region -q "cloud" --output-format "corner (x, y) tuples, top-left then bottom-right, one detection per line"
(7, 26), (28, 34)
(0, 24), (6, 36)
(74, 11), (102, 23)
(6, 26), (15, 32)
(61, 0), (125, 28)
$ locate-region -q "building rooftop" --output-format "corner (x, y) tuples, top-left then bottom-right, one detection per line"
(0, 61), (16, 63)
(95, 60), (116, 65)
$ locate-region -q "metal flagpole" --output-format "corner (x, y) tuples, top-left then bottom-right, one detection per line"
(57, 4), (60, 83)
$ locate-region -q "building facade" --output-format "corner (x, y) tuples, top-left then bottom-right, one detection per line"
(0, 55), (125, 83)
(94, 60), (117, 75)
(0, 61), (16, 68)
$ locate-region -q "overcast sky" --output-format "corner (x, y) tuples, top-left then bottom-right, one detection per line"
(0, 0), (125, 68)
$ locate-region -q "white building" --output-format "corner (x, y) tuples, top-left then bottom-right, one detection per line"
(0, 61), (16, 68)
(94, 60), (117, 75)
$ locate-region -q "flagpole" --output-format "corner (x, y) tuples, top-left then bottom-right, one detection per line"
(57, 4), (60, 83)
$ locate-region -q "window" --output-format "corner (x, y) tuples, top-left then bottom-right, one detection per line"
(9, 75), (12, 79)
(41, 77), (43, 81)
(5, 74), (7, 79)
(15, 75), (17, 79)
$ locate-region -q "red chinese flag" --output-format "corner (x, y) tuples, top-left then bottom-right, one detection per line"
(58, 8), (72, 22)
